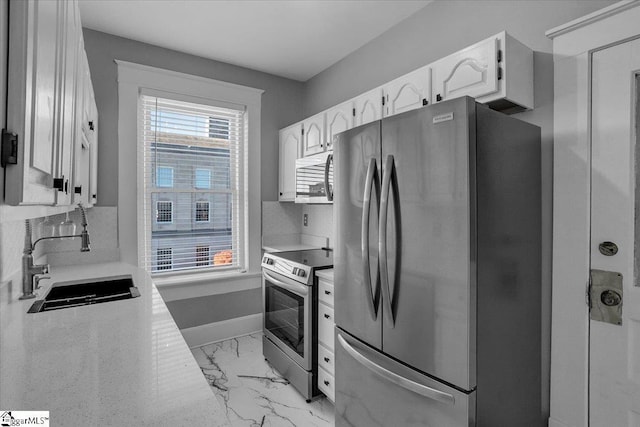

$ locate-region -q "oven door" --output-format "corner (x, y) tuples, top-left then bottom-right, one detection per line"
(262, 269), (312, 370)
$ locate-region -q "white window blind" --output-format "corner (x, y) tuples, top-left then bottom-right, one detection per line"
(140, 94), (245, 274)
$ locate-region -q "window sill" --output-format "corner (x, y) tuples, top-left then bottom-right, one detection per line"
(153, 269), (261, 288)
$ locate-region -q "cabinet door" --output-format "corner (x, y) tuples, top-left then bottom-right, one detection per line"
(5, 0), (63, 205)
(301, 112), (325, 157)
(278, 123), (301, 201)
(325, 101), (354, 151)
(353, 88), (383, 127)
(383, 66), (430, 117)
(56, 0), (80, 205)
(88, 86), (99, 206)
(431, 36), (499, 103)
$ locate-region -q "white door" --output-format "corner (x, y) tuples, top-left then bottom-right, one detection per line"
(302, 112), (325, 157)
(325, 101), (354, 151)
(278, 123), (301, 201)
(430, 36), (498, 104)
(353, 87), (383, 127)
(590, 38), (640, 427)
(383, 65), (430, 117)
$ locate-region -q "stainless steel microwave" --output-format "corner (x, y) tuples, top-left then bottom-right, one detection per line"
(295, 152), (333, 204)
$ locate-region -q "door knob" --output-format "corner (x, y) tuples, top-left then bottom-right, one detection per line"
(599, 241), (618, 256)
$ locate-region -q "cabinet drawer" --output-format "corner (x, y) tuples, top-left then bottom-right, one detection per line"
(318, 303), (335, 348)
(318, 279), (334, 307)
(318, 343), (335, 374)
(318, 366), (335, 402)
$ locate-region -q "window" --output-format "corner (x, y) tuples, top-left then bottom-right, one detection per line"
(156, 248), (173, 271)
(141, 94), (245, 273)
(156, 166), (174, 188)
(195, 169), (211, 189)
(195, 201), (210, 222)
(156, 201), (173, 223)
(196, 246), (210, 267)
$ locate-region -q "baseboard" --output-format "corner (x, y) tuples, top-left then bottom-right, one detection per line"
(181, 313), (263, 348)
(548, 417), (571, 427)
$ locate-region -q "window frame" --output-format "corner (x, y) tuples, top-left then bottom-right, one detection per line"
(194, 168), (212, 189)
(195, 200), (210, 223)
(156, 247), (173, 271)
(117, 60), (263, 283)
(155, 200), (173, 224)
(156, 166), (174, 188)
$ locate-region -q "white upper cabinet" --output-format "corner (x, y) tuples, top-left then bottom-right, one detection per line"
(5, 0), (62, 205)
(302, 112), (326, 157)
(279, 122), (301, 201)
(430, 31), (533, 113)
(353, 87), (383, 127)
(383, 65), (431, 117)
(325, 100), (354, 151)
(5, 0), (97, 207)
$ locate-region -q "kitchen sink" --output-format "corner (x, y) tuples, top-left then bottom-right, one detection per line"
(28, 275), (140, 313)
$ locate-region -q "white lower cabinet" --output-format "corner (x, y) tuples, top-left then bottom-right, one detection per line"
(316, 271), (335, 402)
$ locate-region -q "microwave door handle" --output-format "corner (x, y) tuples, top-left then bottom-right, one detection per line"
(262, 271), (308, 296)
(379, 155), (395, 327)
(324, 153), (333, 201)
(362, 157), (378, 319)
(338, 334), (455, 405)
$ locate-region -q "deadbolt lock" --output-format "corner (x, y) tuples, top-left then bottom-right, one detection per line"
(589, 269), (623, 325)
(598, 241), (618, 256)
(600, 289), (622, 307)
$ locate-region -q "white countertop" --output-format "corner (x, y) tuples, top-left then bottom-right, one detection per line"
(0, 262), (228, 427)
(315, 269), (334, 281)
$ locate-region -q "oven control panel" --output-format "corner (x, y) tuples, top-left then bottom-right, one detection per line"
(262, 254), (312, 285)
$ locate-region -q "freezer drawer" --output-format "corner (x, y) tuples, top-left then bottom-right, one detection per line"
(336, 330), (475, 427)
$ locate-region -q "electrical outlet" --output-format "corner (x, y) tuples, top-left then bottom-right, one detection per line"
(303, 214), (308, 226)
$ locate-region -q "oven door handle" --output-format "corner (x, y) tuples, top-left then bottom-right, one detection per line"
(263, 270), (309, 296)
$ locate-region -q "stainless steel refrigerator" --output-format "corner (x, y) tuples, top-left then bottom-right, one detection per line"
(333, 97), (542, 426)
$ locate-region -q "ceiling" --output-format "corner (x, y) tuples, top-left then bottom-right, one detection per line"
(78, 0), (432, 82)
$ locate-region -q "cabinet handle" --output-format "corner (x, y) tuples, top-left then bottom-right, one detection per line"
(88, 121), (94, 131)
(436, 94), (442, 102)
(324, 357), (330, 363)
(324, 380), (330, 386)
(53, 178), (64, 192)
(324, 314), (331, 319)
(324, 290), (331, 295)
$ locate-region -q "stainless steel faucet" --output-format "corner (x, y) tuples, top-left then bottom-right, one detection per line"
(20, 204), (91, 300)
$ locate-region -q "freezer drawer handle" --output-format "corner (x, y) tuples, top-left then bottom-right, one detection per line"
(338, 334), (455, 405)
(362, 157), (380, 320)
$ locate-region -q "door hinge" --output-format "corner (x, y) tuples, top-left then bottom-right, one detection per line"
(497, 49), (502, 63)
(586, 275), (592, 309)
(382, 96), (385, 106)
(422, 98), (428, 106)
(436, 94), (443, 102)
(1, 130), (18, 167)
(497, 67), (503, 80)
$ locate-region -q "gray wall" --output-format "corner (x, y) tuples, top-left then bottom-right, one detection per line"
(300, 0), (615, 421)
(166, 288), (262, 329)
(82, 29), (305, 206)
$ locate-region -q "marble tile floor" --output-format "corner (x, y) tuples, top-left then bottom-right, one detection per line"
(192, 333), (335, 426)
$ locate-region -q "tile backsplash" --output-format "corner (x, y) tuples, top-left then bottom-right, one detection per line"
(0, 207), (119, 283)
(262, 201), (334, 249)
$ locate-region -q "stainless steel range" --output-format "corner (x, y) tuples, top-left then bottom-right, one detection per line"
(261, 248), (333, 402)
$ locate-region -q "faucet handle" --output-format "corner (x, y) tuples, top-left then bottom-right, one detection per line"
(34, 275), (50, 290)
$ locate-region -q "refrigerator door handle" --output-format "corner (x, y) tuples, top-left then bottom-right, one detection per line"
(338, 334), (456, 405)
(362, 157), (379, 319)
(379, 154), (395, 327)
(324, 153), (333, 202)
